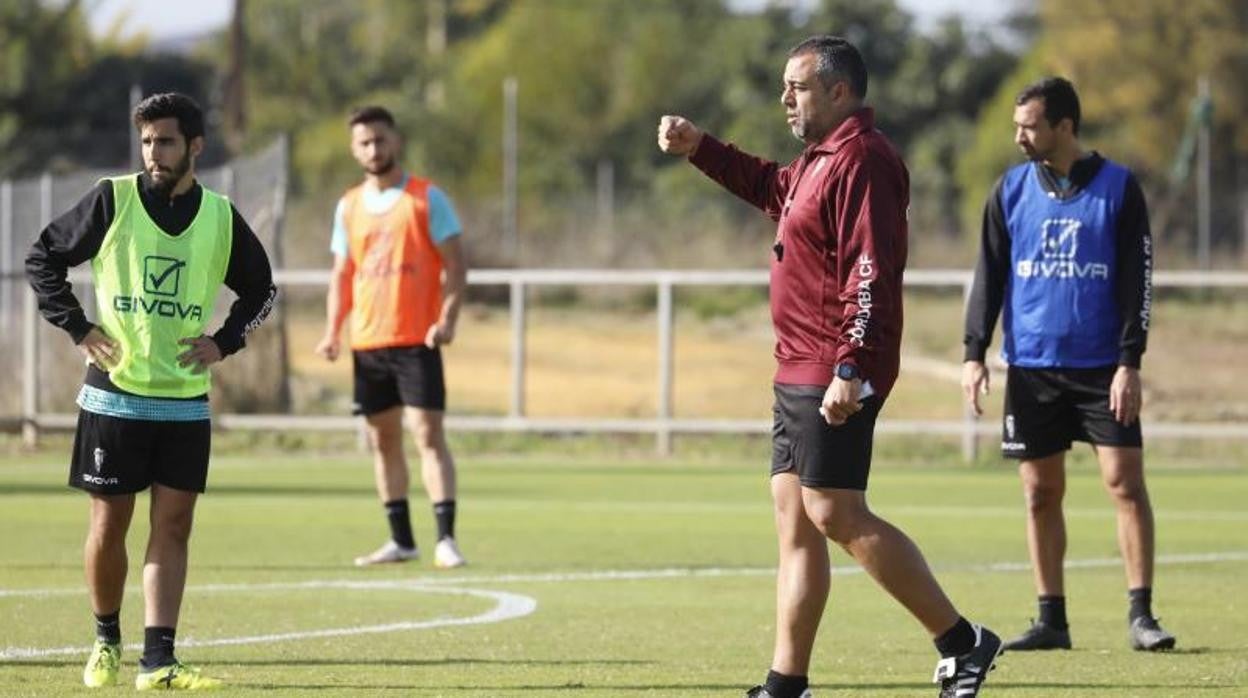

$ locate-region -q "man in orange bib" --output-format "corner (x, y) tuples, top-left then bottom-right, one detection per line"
(316, 106), (468, 569)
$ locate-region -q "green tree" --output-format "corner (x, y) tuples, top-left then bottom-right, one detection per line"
(1042, 0), (1247, 252)
(1, 0), (216, 176)
(221, 0), (1020, 265)
(955, 46), (1051, 241)
(885, 16), (1020, 238)
(0, 0), (96, 175)
(227, 0), (510, 192)
(432, 0), (735, 197)
(1042, 0), (1247, 168)
(959, 0), (1247, 255)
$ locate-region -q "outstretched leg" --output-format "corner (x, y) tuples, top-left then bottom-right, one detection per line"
(800, 486), (958, 635)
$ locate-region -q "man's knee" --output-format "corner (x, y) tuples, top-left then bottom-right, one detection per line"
(148, 490), (196, 543)
(409, 412), (446, 453)
(88, 496), (134, 545)
(367, 419), (405, 456)
(1022, 479), (1064, 515)
(1099, 448), (1147, 504)
(151, 507), (195, 543)
(1102, 471), (1147, 504)
(1020, 460), (1065, 515)
(803, 495), (867, 545)
(88, 517), (129, 548)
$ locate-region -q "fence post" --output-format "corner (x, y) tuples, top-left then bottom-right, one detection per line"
(509, 279), (526, 419)
(22, 174), (55, 446)
(656, 278), (674, 456)
(269, 136), (292, 412)
(221, 165), (235, 199)
(960, 276), (978, 463)
(22, 290), (39, 448)
(1, 179), (12, 330)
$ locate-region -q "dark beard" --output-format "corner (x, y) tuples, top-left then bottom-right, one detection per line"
(365, 157), (397, 177)
(1020, 144), (1047, 162)
(149, 150), (192, 197)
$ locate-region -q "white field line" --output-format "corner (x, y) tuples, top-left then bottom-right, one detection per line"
(473, 501), (1248, 521)
(3, 552), (1246, 660)
(0, 584), (536, 660)
(881, 505), (1248, 522)
(3, 551), (1246, 601)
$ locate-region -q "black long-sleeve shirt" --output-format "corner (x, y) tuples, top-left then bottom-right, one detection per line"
(963, 152), (1152, 368)
(25, 174), (277, 389)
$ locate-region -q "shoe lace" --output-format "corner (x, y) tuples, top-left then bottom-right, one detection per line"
(1136, 615), (1163, 631)
(91, 645), (117, 669)
(159, 665), (179, 687)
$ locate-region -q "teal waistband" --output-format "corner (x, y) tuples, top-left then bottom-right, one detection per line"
(77, 384), (211, 422)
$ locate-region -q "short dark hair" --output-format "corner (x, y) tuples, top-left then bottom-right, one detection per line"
(132, 92), (205, 142)
(788, 35), (868, 99)
(1016, 77), (1081, 136)
(348, 105), (397, 129)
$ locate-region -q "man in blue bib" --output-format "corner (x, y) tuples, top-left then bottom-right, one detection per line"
(962, 77), (1175, 652)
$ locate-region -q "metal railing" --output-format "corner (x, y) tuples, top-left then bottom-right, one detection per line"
(15, 268), (1248, 458)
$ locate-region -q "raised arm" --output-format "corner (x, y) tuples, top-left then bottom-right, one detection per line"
(658, 114), (794, 219)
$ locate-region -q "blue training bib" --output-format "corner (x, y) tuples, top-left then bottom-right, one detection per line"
(1000, 159), (1129, 368)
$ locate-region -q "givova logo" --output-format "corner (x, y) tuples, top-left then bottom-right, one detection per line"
(1016, 218), (1109, 280)
(144, 256), (186, 296)
(1002, 413), (1026, 452)
(1041, 218), (1080, 260)
(83, 446), (119, 486)
(113, 255), (203, 320)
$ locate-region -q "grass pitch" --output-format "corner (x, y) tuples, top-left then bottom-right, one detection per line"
(1, 445), (1246, 696)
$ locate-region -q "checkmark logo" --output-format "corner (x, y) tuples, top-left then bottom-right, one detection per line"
(143, 256), (186, 297)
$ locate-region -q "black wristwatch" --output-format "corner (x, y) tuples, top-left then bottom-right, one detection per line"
(835, 363), (859, 381)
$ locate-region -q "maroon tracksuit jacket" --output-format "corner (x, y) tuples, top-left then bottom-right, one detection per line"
(690, 107), (907, 397)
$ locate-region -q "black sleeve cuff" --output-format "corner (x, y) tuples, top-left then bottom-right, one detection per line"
(964, 341), (988, 363)
(211, 330), (244, 358)
(68, 318), (95, 345)
(1118, 350), (1142, 369)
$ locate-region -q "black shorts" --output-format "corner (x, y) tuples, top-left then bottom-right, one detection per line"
(70, 410), (212, 495)
(770, 383), (884, 490)
(352, 345), (446, 415)
(1002, 365), (1143, 460)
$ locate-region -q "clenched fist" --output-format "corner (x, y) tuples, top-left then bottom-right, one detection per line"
(657, 115), (703, 157)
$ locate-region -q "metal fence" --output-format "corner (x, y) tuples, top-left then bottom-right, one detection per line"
(11, 265), (1248, 459)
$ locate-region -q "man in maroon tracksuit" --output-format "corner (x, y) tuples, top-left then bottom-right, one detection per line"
(658, 36), (1001, 698)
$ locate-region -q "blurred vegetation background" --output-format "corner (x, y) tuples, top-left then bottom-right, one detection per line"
(3, 0), (1246, 272)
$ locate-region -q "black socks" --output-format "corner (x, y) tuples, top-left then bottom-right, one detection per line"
(387, 498), (456, 546)
(764, 669), (809, 698)
(385, 499), (416, 549)
(1128, 587), (1153, 622)
(1038, 595), (1069, 629)
(1032, 589), (1151, 628)
(140, 626), (176, 670)
(94, 611), (121, 645)
(934, 616), (977, 657)
(433, 500), (456, 542)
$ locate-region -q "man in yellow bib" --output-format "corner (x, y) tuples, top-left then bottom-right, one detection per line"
(316, 106), (468, 569)
(26, 93), (276, 690)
